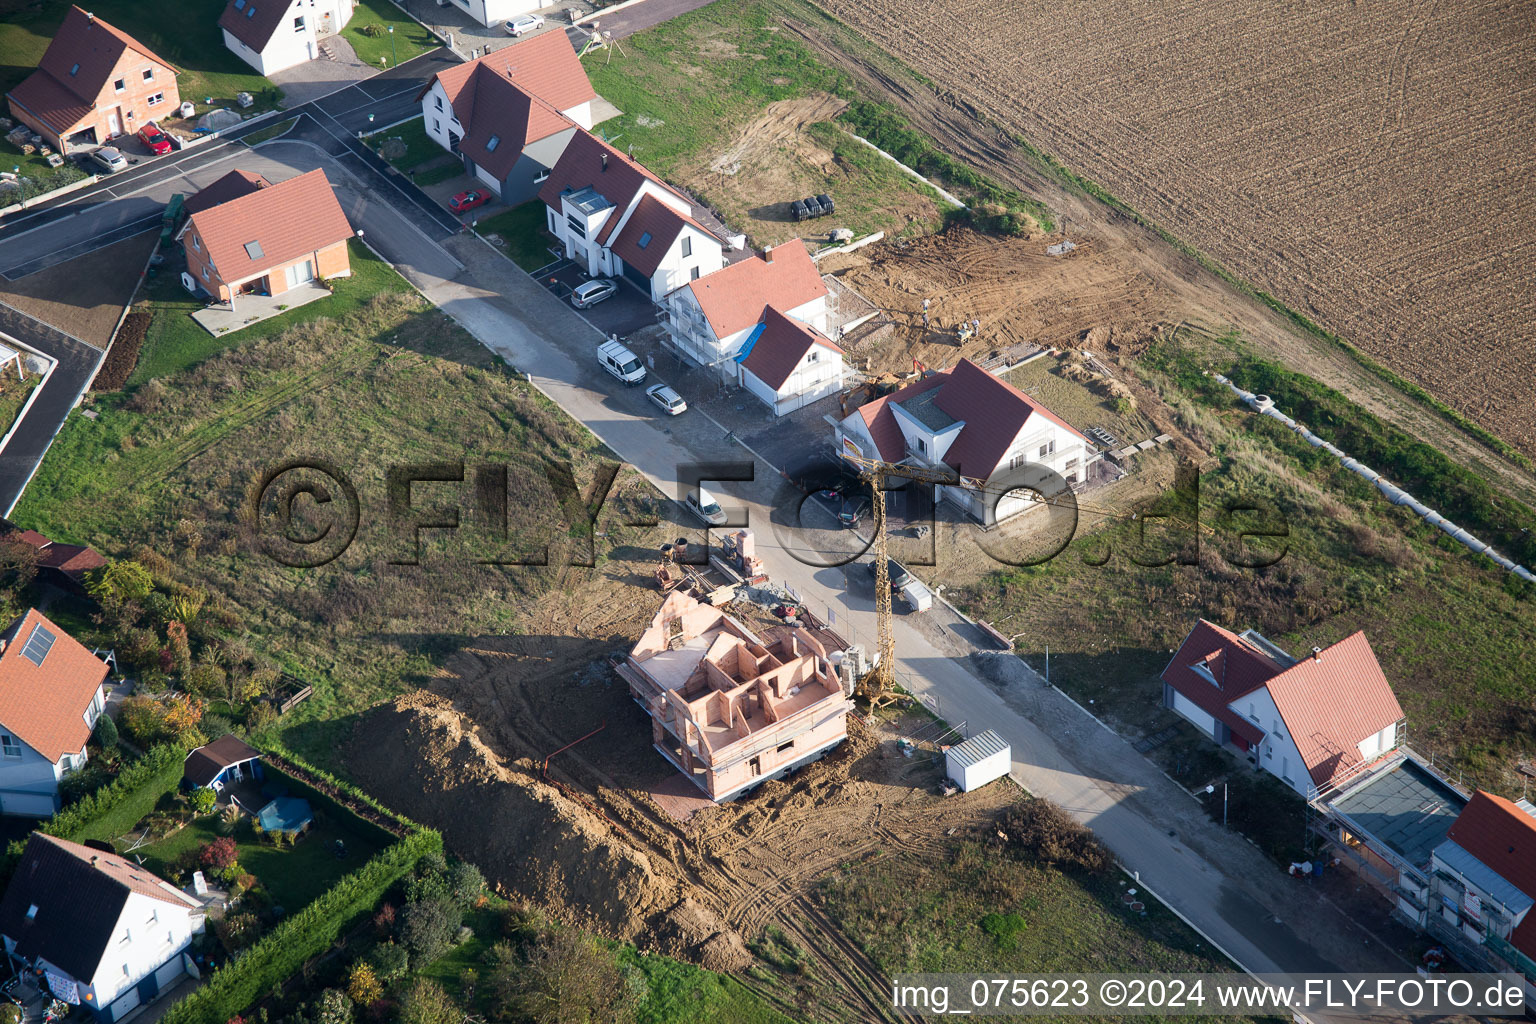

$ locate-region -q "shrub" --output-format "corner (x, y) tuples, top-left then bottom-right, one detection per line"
(446, 860), (485, 909)
(368, 941), (409, 983)
(311, 989), (352, 1024)
(505, 928), (633, 1024)
(191, 787), (217, 815)
(200, 837), (238, 870)
(978, 912), (1028, 950)
(1000, 799), (1114, 875)
(0, 1003), (22, 1024)
(396, 979), (457, 1024)
(345, 963), (382, 1006)
(399, 897), (458, 965)
(93, 713), (119, 749)
(84, 559), (155, 605)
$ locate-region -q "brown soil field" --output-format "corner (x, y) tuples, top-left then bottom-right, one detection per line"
(807, 0), (1536, 455)
(346, 573), (1019, 1022)
(0, 228), (156, 347)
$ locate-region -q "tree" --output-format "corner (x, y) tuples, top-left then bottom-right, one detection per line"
(346, 962), (383, 1006)
(92, 713), (119, 749)
(395, 978), (458, 1024)
(368, 941), (409, 983)
(84, 560), (154, 605)
(509, 929), (635, 1024)
(166, 621), (192, 679)
(199, 836), (238, 870)
(446, 860), (485, 909)
(400, 897), (459, 965)
(0, 536), (39, 591)
(311, 988), (353, 1024)
(163, 695), (206, 744)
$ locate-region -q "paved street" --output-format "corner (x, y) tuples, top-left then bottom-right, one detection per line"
(0, 10), (1408, 979)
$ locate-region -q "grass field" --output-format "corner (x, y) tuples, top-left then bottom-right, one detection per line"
(365, 116), (443, 173)
(947, 327), (1536, 798)
(12, 254), (655, 763)
(0, 0), (280, 113)
(472, 201), (553, 271)
(127, 239), (406, 386)
(342, 0), (439, 69)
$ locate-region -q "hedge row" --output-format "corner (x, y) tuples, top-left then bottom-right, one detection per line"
(159, 827), (443, 1024)
(0, 744), (187, 885)
(256, 740), (417, 834)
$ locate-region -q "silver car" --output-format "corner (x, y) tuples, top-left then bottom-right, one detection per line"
(645, 383), (687, 416)
(571, 278), (617, 309)
(506, 13), (544, 35)
(90, 146), (127, 173)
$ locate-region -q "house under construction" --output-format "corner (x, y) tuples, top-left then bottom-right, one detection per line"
(617, 590), (855, 801)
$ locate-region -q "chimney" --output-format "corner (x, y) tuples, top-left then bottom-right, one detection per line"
(763, 245), (775, 264)
(600, 152), (608, 172)
(85, 10), (95, 22)
(1311, 646), (1322, 662)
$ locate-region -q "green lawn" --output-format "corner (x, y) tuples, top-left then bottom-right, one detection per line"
(472, 201), (554, 271)
(128, 239), (407, 386)
(342, 0), (439, 70)
(365, 115), (443, 173)
(0, 368), (39, 440)
(242, 116), (300, 146)
(0, 0), (281, 114)
(134, 769), (393, 912)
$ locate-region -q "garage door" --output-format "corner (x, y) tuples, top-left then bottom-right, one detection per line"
(110, 986), (140, 1021)
(1170, 691), (1218, 739)
(0, 790), (57, 816)
(154, 952), (184, 991)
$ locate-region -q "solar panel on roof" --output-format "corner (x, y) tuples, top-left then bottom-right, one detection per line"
(244, 240), (264, 259)
(20, 624), (55, 667)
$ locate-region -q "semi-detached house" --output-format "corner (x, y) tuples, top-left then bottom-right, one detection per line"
(834, 358), (1091, 526)
(418, 31), (594, 205)
(539, 131), (724, 300)
(220, 0), (357, 76)
(5, 6), (179, 153)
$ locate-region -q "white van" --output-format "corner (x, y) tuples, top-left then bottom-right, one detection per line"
(685, 487), (729, 526)
(597, 339), (646, 385)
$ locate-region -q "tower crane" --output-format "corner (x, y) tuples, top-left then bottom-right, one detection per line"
(839, 452), (970, 707)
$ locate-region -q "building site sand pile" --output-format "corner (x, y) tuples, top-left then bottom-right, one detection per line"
(347, 690), (747, 968)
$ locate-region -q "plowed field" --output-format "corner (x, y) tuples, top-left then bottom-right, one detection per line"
(811, 0), (1536, 453)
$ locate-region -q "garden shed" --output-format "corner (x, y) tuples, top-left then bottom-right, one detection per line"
(184, 734), (264, 791)
(945, 729), (1012, 792)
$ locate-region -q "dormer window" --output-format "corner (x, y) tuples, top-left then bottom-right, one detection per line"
(69, 63), (80, 76)
(1191, 660), (1219, 686)
(486, 135), (500, 151)
(25, 905), (36, 921)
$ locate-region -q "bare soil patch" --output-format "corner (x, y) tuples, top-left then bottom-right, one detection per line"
(93, 310), (150, 390)
(0, 229), (156, 348)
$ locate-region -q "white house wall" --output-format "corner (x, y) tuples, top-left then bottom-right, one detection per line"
(647, 227), (724, 301)
(0, 729), (66, 815)
(1357, 722), (1397, 761)
(1169, 690), (1220, 741)
(1229, 686), (1310, 796)
(483, 0), (553, 25)
(223, 0), (326, 76)
(88, 891), (196, 1010)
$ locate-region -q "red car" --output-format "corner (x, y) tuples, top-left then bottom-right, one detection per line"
(448, 189), (489, 213)
(138, 122), (172, 155)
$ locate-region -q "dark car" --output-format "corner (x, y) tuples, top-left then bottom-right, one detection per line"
(838, 496), (870, 526)
(866, 557), (913, 591)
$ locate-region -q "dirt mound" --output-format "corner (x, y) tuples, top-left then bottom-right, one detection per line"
(708, 92), (848, 175)
(348, 692), (686, 940)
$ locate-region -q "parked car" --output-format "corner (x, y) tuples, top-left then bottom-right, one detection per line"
(597, 338), (646, 384)
(645, 383), (687, 416)
(838, 496), (870, 526)
(448, 189), (489, 213)
(571, 278), (618, 309)
(137, 122), (172, 155)
(865, 557), (913, 591)
(506, 13), (544, 35)
(88, 146), (127, 173)
(685, 487), (729, 526)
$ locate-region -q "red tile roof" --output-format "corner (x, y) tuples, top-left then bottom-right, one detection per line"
(420, 30), (595, 117)
(934, 358), (1089, 481)
(8, 6), (177, 134)
(608, 194), (716, 278)
(183, 169), (271, 215)
(36, 543), (106, 577)
(0, 609), (108, 762)
(538, 131), (685, 241)
(1445, 791), (1536, 902)
(850, 373), (948, 462)
(218, 0), (289, 54)
(185, 168), (352, 285)
(1161, 619), (1282, 747)
(686, 243), (827, 339)
(1263, 631), (1403, 787)
(1511, 907), (1536, 960)
(10, 530), (51, 549)
(737, 306), (843, 391)
(457, 73), (574, 180)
